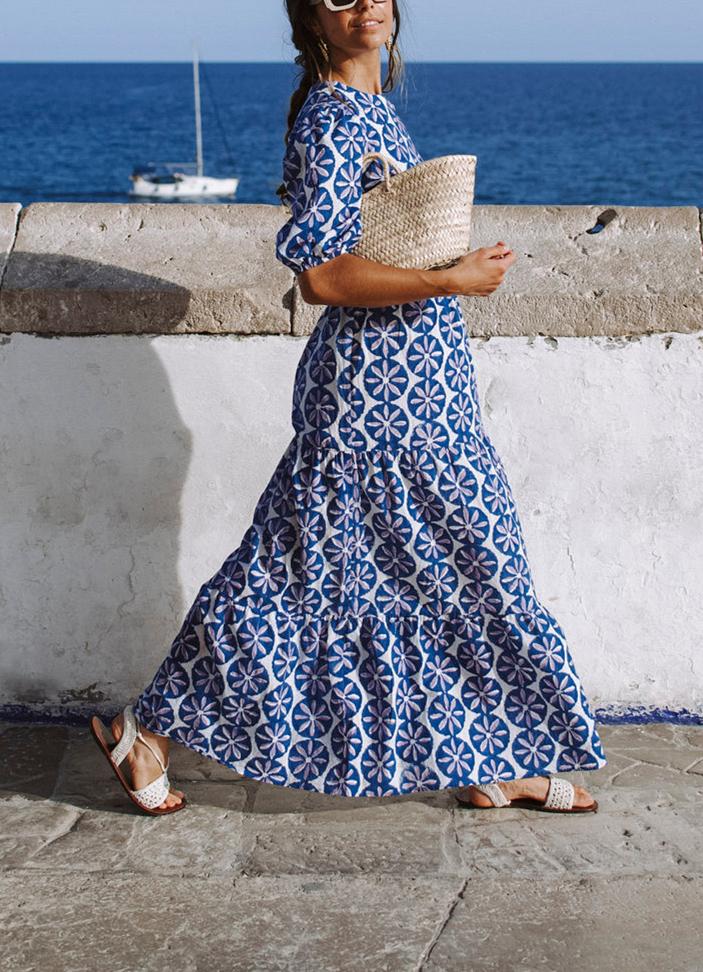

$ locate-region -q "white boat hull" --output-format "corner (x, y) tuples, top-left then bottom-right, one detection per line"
(129, 174), (239, 198)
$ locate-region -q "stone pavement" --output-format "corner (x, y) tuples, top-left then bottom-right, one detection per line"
(0, 721), (701, 972)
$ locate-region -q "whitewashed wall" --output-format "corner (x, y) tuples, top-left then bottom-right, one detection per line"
(0, 329), (700, 717)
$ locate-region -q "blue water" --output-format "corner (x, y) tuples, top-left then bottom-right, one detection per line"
(0, 61), (701, 207)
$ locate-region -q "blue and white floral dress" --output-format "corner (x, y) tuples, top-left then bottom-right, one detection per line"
(133, 78), (607, 796)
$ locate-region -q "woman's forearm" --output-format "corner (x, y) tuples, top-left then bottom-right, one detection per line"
(298, 253), (458, 308)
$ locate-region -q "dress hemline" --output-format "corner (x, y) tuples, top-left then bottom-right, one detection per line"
(133, 702), (608, 800)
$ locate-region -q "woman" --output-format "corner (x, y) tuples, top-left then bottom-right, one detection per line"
(91, 0), (606, 815)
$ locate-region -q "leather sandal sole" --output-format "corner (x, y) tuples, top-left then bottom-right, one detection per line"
(456, 794), (598, 813)
(507, 797), (598, 813)
(90, 715), (187, 816)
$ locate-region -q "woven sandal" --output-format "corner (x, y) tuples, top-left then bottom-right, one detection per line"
(89, 704), (186, 816)
(458, 775), (598, 813)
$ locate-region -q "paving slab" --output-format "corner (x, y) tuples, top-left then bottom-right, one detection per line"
(0, 794), (82, 868)
(454, 801), (702, 878)
(687, 758), (703, 776)
(0, 872), (461, 972)
(241, 801), (461, 877)
(422, 875), (703, 972)
(1, 721), (702, 970)
(245, 773), (457, 815)
(21, 802), (250, 876)
(0, 724), (70, 798)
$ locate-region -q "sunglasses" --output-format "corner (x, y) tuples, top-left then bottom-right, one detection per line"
(309, 0), (386, 10)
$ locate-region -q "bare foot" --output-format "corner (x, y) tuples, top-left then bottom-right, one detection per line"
(110, 710), (184, 810)
(460, 775), (594, 809)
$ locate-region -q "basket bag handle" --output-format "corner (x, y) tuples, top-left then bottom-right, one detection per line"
(361, 151), (403, 192)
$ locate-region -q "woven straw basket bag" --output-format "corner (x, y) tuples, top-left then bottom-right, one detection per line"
(352, 151), (477, 271)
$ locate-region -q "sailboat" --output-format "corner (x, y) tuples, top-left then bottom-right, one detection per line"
(129, 45), (239, 199)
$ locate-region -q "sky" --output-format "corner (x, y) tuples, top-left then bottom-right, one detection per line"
(1, 0), (702, 62)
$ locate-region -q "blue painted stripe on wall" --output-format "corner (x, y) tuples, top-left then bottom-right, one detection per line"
(595, 705), (703, 725)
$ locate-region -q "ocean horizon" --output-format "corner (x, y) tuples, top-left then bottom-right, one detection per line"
(0, 61), (701, 208)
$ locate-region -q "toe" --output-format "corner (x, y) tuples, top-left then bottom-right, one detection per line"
(573, 784), (594, 808)
(161, 792), (183, 810)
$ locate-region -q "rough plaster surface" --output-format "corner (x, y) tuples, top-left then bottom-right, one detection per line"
(0, 203), (701, 338)
(0, 722), (702, 970)
(0, 329), (700, 713)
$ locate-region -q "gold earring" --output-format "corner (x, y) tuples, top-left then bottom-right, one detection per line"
(315, 36), (330, 82)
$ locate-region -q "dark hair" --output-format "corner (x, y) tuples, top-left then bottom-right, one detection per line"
(275, 0), (405, 206)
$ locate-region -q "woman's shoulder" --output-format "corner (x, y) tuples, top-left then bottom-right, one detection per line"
(307, 80), (360, 113)
(292, 82), (362, 137)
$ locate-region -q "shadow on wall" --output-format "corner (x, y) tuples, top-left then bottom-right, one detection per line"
(0, 254), (193, 717)
(0, 251), (194, 335)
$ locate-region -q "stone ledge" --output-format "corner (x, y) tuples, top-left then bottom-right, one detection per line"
(0, 202), (293, 336)
(293, 204), (703, 337)
(0, 202), (701, 337)
(0, 203), (21, 284)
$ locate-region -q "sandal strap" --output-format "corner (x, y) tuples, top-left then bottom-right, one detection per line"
(134, 729), (167, 775)
(110, 704), (167, 775)
(109, 704), (138, 767)
(543, 776), (575, 810)
(131, 769), (171, 810)
(472, 782), (511, 807)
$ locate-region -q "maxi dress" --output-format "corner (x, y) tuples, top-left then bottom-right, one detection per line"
(132, 78), (607, 797)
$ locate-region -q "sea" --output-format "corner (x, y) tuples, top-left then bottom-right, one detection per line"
(0, 61), (701, 207)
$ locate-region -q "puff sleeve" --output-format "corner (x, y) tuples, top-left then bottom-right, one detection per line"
(275, 103), (365, 275)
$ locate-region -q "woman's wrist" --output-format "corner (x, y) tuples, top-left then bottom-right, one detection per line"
(422, 265), (458, 299)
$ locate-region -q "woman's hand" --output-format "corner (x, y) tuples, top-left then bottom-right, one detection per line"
(443, 242), (516, 297)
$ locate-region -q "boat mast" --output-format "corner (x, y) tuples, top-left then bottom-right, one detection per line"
(193, 43), (204, 178)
